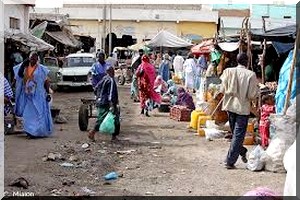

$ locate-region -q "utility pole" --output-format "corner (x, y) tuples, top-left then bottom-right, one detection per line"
(102, 4), (107, 52)
(108, 4), (112, 55)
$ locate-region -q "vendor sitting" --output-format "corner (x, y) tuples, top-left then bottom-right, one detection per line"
(162, 79), (178, 105)
(154, 75), (168, 94)
(175, 87), (195, 111)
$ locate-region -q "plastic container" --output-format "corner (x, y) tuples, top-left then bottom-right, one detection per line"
(197, 128), (205, 137)
(197, 115), (212, 128)
(189, 110), (206, 130)
(104, 172), (118, 180)
(247, 122), (254, 133)
(243, 135), (254, 145)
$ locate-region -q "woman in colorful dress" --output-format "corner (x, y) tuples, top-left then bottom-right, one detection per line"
(154, 75), (168, 95)
(136, 55), (161, 117)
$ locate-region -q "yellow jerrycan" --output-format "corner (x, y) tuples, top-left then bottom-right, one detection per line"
(189, 110), (206, 130)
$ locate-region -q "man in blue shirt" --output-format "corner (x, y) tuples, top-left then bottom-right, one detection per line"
(88, 65), (120, 141)
(90, 52), (111, 89)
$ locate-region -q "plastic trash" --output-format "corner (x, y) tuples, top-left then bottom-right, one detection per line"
(204, 128), (224, 140)
(247, 145), (265, 171)
(104, 172), (118, 180)
(60, 162), (74, 168)
(99, 112), (115, 134)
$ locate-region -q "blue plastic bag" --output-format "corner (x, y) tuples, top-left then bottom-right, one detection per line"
(99, 112), (115, 134)
(104, 172), (118, 180)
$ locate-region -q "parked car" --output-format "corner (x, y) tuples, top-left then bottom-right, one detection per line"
(56, 53), (95, 89)
(43, 57), (60, 91)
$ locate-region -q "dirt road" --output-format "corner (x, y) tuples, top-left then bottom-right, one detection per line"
(4, 85), (286, 196)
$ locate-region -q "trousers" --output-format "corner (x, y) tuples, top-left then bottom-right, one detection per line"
(226, 111), (249, 166)
(93, 105), (120, 137)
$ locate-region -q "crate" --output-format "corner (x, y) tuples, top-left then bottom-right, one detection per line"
(170, 105), (191, 122)
(158, 103), (170, 113)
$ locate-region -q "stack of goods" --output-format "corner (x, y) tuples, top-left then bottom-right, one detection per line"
(265, 82), (277, 92)
(172, 75), (182, 85)
(170, 105), (191, 122)
(243, 121), (255, 145)
(259, 83), (276, 97)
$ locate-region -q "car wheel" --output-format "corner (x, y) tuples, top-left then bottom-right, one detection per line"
(78, 104), (89, 131)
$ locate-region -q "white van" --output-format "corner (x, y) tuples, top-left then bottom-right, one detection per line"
(57, 53), (95, 88)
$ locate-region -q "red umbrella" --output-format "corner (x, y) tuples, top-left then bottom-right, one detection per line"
(191, 39), (214, 55)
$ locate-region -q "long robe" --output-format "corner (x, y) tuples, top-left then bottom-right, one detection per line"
(159, 60), (171, 82)
(136, 61), (161, 109)
(14, 64), (53, 137)
(183, 58), (197, 90)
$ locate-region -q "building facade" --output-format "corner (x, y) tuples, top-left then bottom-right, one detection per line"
(213, 3), (296, 36)
(32, 4), (218, 50)
(4, 4), (32, 34)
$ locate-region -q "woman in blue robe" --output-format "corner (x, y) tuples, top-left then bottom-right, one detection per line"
(13, 52), (53, 138)
(159, 54), (172, 82)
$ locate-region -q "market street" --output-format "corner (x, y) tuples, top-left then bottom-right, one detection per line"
(4, 85), (286, 196)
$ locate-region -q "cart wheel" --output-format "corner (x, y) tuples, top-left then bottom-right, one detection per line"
(78, 104), (89, 131)
(118, 75), (125, 85)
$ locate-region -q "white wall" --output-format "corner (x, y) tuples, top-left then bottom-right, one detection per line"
(33, 7), (219, 23)
(221, 16), (296, 35)
(4, 4), (30, 34)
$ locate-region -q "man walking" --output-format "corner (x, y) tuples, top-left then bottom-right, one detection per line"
(88, 66), (120, 141)
(220, 53), (259, 169)
(173, 51), (184, 80)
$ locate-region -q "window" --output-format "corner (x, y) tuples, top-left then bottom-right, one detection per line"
(9, 17), (20, 30)
(66, 57), (95, 67)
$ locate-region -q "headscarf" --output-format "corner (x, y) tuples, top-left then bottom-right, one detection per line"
(154, 75), (168, 93)
(154, 75), (163, 86)
(163, 54), (170, 60)
(167, 79), (175, 87)
(136, 55), (161, 103)
(165, 79), (177, 96)
(142, 55), (150, 63)
(176, 87), (195, 110)
(137, 55), (156, 82)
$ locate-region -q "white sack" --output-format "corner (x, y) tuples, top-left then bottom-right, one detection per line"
(247, 145), (266, 171)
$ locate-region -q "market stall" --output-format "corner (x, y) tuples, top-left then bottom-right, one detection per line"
(147, 30), (193, 54)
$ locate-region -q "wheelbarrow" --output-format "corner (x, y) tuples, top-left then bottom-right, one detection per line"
(78, 98), (97, 131)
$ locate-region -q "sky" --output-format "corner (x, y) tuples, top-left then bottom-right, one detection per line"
(34, 0), (298, 8)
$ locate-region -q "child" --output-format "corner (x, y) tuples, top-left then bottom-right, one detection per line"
(259, 94), (275, 148)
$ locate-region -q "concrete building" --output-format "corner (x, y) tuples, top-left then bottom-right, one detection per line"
(32, 4), (219, 50)
(4, 3), (33, 34)
(213, 3), (296, 36)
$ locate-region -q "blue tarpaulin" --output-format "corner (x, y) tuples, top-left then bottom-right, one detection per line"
(272, 42), (294, 55)
(275, 49), (300, 114)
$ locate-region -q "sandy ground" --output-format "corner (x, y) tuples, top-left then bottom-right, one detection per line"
(4, 85), (286, 196)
